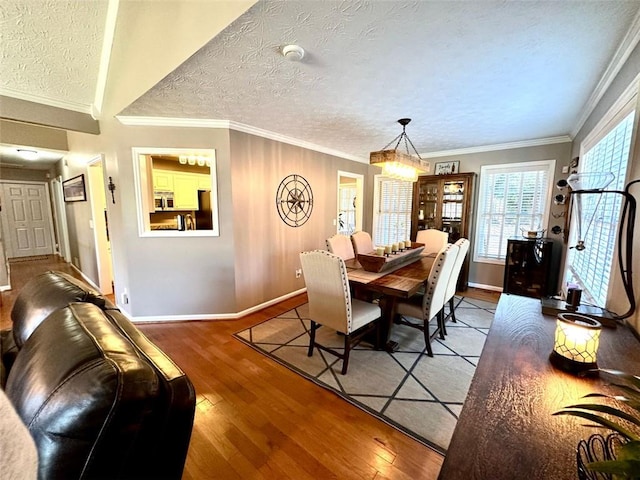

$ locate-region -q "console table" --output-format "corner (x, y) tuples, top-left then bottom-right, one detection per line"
(439, 294), (640, 480)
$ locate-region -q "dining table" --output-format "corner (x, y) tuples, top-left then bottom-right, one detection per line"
(345, 253), (436, 351)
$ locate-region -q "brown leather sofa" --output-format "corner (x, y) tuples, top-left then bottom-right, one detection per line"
(0, 271), (196, 480)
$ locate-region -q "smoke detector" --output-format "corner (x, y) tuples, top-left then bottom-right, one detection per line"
(282, 44), (305, 62)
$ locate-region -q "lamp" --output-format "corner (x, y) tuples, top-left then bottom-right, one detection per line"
(549, 312), (602, 375)
(370, 118), (429, 182)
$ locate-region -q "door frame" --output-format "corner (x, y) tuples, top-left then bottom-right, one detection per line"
(87, 155), (114, 295)
(50, 175), (71, 262)
(337, 171), (364, 234)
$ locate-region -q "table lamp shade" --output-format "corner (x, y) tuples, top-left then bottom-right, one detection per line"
(550, 313), (602, 374)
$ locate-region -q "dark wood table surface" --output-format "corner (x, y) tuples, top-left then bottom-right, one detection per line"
(346, 255), (436, 349)
(438, 293), (640, 480)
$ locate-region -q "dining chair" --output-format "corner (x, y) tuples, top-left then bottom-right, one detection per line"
(391, 243), (459, 356)
(416, 229), (449, 256)
(350, 231), (375, 256)
(325, 234), (355, 261)
(299, 250), (381, 374)
(444, 238), (470, 325)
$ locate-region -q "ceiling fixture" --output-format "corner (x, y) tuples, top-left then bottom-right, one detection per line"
(17, 149), (39, 161)
(282, 44), (305, 62)
(370, 118), (429, 182)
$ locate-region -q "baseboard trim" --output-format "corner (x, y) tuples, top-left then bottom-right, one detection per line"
(126, 288), (308, 324)
(468, 282), (503, 293)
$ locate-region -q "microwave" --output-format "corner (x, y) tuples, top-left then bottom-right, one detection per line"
(154, 191), (174, 211)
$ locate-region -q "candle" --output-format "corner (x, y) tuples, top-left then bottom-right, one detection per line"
(406, 239), (412, 248)
(376, 247), (385, 256)
(384, 245), (392, 255)
(399, 241), (405, 250)
(392, 243), (398, 253)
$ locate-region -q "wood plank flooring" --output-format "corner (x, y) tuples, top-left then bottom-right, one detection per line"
(0, 255), (498, 479)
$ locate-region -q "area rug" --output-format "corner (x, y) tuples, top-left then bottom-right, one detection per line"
(234, 296), (497, 455)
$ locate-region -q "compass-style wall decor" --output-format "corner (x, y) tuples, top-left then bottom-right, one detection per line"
(276, 174), (314, 227)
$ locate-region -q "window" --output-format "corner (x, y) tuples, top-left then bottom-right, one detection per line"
(338, 183), (357, 235)
(474, 160), (555, 263)
(565, 109), (635, 307)
(132, 147), (219, 237)
(372, 176), (412, 247)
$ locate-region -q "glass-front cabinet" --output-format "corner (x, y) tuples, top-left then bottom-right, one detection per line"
(411, 172), (475, 243)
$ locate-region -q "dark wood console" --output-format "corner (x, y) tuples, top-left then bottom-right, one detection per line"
(438, 294), (640, 480)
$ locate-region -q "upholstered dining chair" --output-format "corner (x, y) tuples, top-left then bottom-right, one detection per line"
(299, 250), (381, 374)
(391, 243), (459, 356)
(326, 234), (355, 261)
(444, 238), (471, 326)
(416, 229), (449, 256)
(350, 231), (375, 256)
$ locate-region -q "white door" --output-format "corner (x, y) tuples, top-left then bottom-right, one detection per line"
(1, 182), (54, 258)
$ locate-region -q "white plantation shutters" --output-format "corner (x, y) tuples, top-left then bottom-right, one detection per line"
(474, 160), (555, 263)
(373, 176), (413, 247)
(566, 109), (635, 306)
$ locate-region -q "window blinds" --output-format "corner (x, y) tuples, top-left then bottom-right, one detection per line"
(373, 177), (413, 247)
(566, 110), (635, 306)
(475, 161), (554, 262)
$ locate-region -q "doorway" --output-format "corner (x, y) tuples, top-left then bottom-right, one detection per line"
(87, 157), (114, 295)
(0, 181), (55, 258)
(337, 171), (364, 235)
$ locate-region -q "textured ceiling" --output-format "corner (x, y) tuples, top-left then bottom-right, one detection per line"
(0, 0), (108, 111)
(2, 0), (640, 168)
(121, 0), (640, 160)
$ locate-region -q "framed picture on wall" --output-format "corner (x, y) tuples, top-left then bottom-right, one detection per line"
(62, 174), (87, 202)
(434, 161), (460, 175)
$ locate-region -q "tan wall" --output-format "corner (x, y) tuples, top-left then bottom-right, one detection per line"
(424, 141), (573, 292)
(230, 130), (371, 311)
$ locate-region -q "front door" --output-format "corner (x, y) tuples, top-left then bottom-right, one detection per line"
(1, 182), (54, 258)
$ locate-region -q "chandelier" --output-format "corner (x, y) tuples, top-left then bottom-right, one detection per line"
(370, 118), (429, 182)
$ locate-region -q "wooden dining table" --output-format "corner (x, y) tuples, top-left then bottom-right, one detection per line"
(345, 254), (436, 351)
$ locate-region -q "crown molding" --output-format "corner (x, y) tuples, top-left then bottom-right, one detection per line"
(571, 8), (640, 138)
(115, 115), (366, 163)
(423, 135), (572, 158)
(93, 0), (120, 119)
(0, 87), (93, 115)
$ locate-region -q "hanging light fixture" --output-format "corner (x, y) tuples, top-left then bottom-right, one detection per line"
(370, 118), (429, 182)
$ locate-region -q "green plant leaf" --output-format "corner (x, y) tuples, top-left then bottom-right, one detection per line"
(586, 458), (640, 477)
(554, 410), (640, 441)
(561, 403), (640, 429)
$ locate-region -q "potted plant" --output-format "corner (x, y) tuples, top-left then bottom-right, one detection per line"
(555, 369), (640, 479)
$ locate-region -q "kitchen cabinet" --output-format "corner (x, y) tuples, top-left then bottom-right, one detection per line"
(153, 170), (174, 191)
(503, 238), (554, 298)
(151, 170), (209, 210)
(173, 173), (199, 210)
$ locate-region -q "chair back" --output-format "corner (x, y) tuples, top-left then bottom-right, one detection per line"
(445, 238), (470, 302)
(416, 229), (449, 255)
(300, 250), (351, 334)
(326, 234), (355, 261)
(422, 243), (459, 320)
(351, 231), (374, 256)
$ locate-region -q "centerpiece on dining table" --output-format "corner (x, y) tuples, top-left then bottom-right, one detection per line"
(357, 241), (425, 273)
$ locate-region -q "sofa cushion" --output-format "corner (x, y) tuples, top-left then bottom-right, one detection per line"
(10, 271), (108, 349)
(5, 303), (159, 480)
(104, 309), (196, 479)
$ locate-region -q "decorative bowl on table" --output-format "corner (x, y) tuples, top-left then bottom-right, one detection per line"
(357, 243), (425, 273)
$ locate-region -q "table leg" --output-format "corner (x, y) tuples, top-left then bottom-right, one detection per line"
(379, 296), (400, 352)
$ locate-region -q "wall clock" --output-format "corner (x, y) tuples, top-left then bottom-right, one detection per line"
(276, 174), (314, 227)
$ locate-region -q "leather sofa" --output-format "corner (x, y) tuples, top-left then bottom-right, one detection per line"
(0, 271), (196, 480)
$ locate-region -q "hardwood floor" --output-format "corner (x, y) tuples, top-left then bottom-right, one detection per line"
(1, 256), (498, 479)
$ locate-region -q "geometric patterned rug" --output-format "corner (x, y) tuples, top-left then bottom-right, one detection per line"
(234, 296), (497, 455)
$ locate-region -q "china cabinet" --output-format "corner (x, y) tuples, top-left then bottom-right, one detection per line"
(411, 172), (475, 290)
